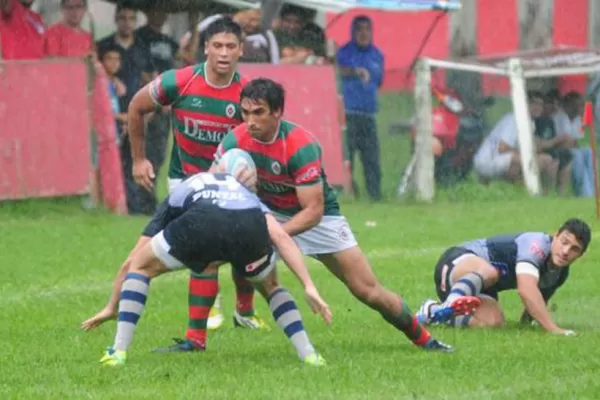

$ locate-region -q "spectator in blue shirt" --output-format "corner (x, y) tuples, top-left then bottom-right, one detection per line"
(337, 15), (384, 201)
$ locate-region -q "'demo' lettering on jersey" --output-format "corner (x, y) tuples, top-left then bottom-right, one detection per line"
(182, 117), (233, 143)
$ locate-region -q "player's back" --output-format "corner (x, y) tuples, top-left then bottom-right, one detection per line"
(169, 172), (267, 214)
(155, 63), (246, 177)
(223, 120), (340, 216)
(460, 232), (553, 292)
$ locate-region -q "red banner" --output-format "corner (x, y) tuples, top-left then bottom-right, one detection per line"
(239, 64), (350, 189)
(0, 61), (91, 200)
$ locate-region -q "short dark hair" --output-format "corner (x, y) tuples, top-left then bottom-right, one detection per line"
(115, 2), (137, 14)
(563, 91), (583, 104)
(240, 78), (285, 113)
(558, 218), (591, 253)
(204, 16), (243, 43)
(98, 43), (123, 60)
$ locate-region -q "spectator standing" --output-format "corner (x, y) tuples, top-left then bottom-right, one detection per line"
(97, 4), (157, 215)
(274, 5), (325, 64)
(180, 8), (279, 64)
(136, 10), (180, 73)
(337, 15), (384, 201)
(98, 44), (127, 143)
(45, 0), (92, 58)
(238, 8), (279, 63)
(134, 9), (179, 205)
(0, 0), (45, 60)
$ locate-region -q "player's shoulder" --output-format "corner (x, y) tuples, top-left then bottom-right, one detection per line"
(281, 120), (319, 145)
(231, 122), (250, 136)
(517, 232), (551, 245)
(516, 232), (552, 260)
(172, 64), (203, 81)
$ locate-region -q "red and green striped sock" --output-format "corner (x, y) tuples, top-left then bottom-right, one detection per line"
(186, 272), (219, 346)
(381, 298), (431, 346)
(232, 270), (255, 317)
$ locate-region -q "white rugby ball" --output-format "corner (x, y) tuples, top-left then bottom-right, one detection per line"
(218, 148), (257, 181)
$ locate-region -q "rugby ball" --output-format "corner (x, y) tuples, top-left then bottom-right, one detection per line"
(218, 148), (257, 181)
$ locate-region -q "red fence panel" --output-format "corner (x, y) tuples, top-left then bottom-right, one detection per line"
(554, 0), (589, 94)
(0, 60), (90, 200)
(477, 0), (518, 95)
(239, 64), (349, 189)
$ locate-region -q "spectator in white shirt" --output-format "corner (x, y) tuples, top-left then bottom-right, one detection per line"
(473, 91), (558, 193)
(554, 91), (593, 197)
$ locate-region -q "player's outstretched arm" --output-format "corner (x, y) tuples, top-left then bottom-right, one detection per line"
(81, 236), (152, 331)
(265, 214), (332, 325)
(516, 272), (574, 336)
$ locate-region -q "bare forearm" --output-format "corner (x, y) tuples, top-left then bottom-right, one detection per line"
(128, 110), (146, 160)
(282, 208), (322, 236)
(519, 290), (559, 332)
(275, 234), (315, 289)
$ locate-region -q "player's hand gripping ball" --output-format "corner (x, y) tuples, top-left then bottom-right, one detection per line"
(217, 149), (258, 192)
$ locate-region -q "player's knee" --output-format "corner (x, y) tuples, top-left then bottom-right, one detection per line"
(254, 274), (279, 299)
(474, 313), (505, 328)
(472, 297), (505, 327)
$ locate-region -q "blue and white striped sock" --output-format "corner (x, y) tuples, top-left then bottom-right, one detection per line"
(114, 273), (150, 352)
(268, 288), (316, 361)
(444, 272), (484, 305)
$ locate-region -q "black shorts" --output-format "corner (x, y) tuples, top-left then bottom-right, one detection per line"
(152, 206), (274, 280)
(434, 246), (498, 302)
(544, 148), (572, 171)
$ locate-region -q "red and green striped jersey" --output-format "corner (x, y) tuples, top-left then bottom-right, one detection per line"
(215, 120), (340, 216)
(148, 62), (245, 178)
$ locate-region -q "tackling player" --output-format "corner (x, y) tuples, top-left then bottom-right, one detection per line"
(91, 172), (331, 367)
(415, 218), (590, 335)
(85, 18), (268, 350)
(201, 78), (456, 351)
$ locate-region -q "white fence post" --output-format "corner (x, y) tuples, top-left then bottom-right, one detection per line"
(414, 58), (435, 202)
(508, 57), (541, 196)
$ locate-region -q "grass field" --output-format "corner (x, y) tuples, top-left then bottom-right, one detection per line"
(2, 94), (600, 399)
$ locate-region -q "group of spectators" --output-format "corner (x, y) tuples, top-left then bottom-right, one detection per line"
(473, 89), (593, 197)
(0, 0), (347, 214)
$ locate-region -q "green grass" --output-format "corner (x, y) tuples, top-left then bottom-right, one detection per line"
(3, 93), (600, 399)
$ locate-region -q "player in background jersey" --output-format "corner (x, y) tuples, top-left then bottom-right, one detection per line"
(92, 172), (331, 367)
(204, 78), (456, 352)
(415, 218), (590, 335)
(81, 18), (267, 353)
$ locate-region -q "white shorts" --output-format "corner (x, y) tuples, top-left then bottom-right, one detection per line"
(474, 153), (513, 179)
(167, 178), (183, 194)
(273, 213), (358, 256)
(150, 230), (186, 271)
